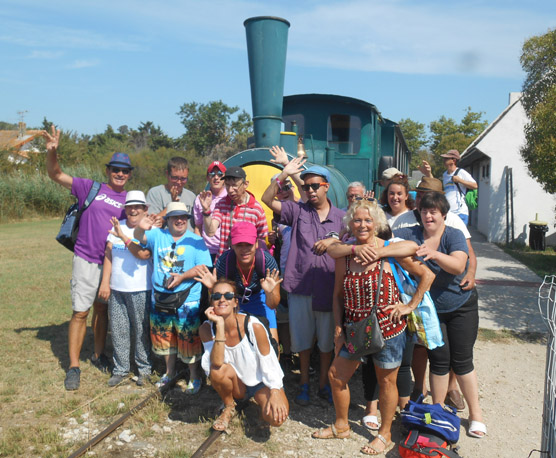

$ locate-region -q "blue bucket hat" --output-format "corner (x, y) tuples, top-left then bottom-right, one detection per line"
(106, 152), (133, 170)
(300, 165), (330, 183)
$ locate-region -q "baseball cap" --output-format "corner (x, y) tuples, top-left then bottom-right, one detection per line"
(125, 190), (147, 206)
(164, 202), (191, 219)
(414, 177), (444, 193)
(106, 152), (133, 169)
(440, 149), (461, 160)
(381, 167), (402, 180)
(300, 165), (330, 182)
(207, 161), (226, 174)
(230, 221), (257, 245)
(224, 166), (247, 180)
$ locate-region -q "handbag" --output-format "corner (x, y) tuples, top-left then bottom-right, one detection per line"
(401, 395), (461, 443)
(56, 181), (101, 251)
(388, 258), (444, 350)
(153, 282), (195, 315)
(343, 259), (386, 360)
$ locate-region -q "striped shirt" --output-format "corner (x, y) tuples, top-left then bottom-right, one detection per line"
(212, 191), (269, 257)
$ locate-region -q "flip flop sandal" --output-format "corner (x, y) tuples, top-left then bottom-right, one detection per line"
(468, 420), (487, 438)
(311, 424), (351, 439)
(360, 434), (395, 456)
(212, 404), (236, 431)
(361, 415), (380, 431)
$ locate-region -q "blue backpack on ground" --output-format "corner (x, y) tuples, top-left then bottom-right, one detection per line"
(400, 395), (461, 443)
(56, 181), (101, 252)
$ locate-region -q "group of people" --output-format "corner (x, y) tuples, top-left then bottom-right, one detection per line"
(44, 123), (484, 454)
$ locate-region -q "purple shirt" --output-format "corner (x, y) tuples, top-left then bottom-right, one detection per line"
(280, 200), (345, 312)
(193, 188), (227, 255)
(72, 177), (126, 264)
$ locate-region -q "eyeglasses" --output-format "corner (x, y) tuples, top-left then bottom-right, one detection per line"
(208, 171), (224, 178)
(170, 175), (188, 182)
(240, 287), (252, 304)
(347, 194), (361, 199)
(111, 167), (131, 175)
(225, 179), (245, 190)
(301, 183), (327, 192)
(211, 292), (236, 301)
(355, 196), (376, 202)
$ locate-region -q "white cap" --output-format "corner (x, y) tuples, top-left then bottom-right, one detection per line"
(125, 190), (147, 206)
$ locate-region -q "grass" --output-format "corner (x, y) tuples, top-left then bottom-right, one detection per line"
(498, 242), (556, 278)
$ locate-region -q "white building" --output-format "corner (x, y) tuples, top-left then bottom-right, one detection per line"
(459, 92), (556, 246)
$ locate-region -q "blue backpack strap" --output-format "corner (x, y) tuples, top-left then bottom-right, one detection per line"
(225, 250), (237, 280)
(255, 248), (266, 279)
(82, 181), (101, 212)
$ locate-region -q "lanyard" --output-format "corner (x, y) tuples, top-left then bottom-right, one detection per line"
(237, 258), (255, 287)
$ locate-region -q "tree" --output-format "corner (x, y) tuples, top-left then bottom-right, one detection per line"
(398, 118), (431, 172)
(520, 28), (556, 194)
(177, 100), (252, 157)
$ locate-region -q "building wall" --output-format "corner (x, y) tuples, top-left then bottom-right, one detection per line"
(473, 100), (556, 244)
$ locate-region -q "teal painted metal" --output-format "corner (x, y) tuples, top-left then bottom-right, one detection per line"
(244, 17), (290, 148)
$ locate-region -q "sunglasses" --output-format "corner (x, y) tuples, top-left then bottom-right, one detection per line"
(240, 286), (252, 304)
(355, 197), (376, 202)
(279, 183), (293, 192)
(300, 183), (327, 192)
(111, 167), (131, 175)
(208, 171), (224, 178)
(170, 175), (188, 182)
(211, 292), (236, 301)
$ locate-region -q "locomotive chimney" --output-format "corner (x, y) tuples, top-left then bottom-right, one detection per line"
(244, 16), (290, 148)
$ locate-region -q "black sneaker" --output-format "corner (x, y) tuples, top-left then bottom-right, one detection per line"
(91, 353), (111, 373)
(108, 374), (127, 387)
(64, 367), (81, 391)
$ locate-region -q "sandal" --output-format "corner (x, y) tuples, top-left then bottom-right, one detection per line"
(445, 390), (466, 411)
(312, 424), (351, 439)
(360, 434), (395, 455)
(468, 420), (487, 438)
(213, 404), (236, 431)
(361, 415), (380, 431)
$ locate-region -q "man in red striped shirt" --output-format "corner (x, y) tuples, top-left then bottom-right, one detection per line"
(199, 166), (268, 258)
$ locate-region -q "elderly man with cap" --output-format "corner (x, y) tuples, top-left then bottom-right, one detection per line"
(146, 156), (196, 231)
(43, 125), (132, 391)
(98, 190), (153, 387)
(134, 202), (212, 392)
(193, 161), (228, 262)
(262, 158), (345, 406)
(198, 165), (269, 258)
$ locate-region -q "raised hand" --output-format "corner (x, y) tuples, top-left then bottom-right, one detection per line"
(194, 265), (217, 289)
(363, 190), (375, 200)
(198, 191), (213, 213)
(282, 156), (306, 177)
(269, 145), (289, 166)
(108, 216), (125, 240)
(138, 213), (156, 231)
(419, 160), (432, 177)
(170, 185), (180, 202)
(260, 268), (283, 294)
(42, 125), (61, 153)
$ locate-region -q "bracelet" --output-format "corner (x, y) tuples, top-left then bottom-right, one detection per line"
(351, 245), (355, 255)
(214, 339), (226, 343)
(202, 210), (211, 217)
(275, 178), (283, 190)
(124, 239), (132, 247)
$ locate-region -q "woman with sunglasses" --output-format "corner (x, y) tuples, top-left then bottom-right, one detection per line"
(313, 199), (434, 456)
(379, 177), (415, 227)
(196, 222), (282, 343)
(199, 279), (289, 431)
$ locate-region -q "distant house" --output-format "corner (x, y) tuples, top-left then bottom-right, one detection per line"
(0, 123), (43, 163)
(459, 92), (556, 246)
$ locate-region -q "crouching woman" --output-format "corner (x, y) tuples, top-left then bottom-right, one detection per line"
(199, 279), (289, 431)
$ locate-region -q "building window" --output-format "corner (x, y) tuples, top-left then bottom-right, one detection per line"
(327, 114), (361, 155)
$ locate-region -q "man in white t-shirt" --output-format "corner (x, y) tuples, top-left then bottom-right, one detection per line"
(440, 149), (477, 226)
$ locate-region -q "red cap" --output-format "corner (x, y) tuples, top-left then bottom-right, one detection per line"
(207, 161), (226, 174)
(230, 222), (257, 245)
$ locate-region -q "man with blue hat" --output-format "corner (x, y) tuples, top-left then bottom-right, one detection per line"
(262, 157), (345, 406)
(134, 201), (212, 393)
(43, 125), (132, 391)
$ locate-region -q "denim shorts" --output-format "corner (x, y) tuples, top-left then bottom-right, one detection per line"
(338, 331), (406, 369)
(241, 381), (265, 400)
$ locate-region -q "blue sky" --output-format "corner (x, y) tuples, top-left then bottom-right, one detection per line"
(1, 0), (555, 139)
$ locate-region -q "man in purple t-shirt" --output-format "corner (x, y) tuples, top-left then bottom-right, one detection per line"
(44, 126), (130, 391)
(262, 159), (345, 406)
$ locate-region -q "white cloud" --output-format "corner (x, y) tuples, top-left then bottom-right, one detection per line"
(67, 59), (100, 69)
(27, 50), (64, 59)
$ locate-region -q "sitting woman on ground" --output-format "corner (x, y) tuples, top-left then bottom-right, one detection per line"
(312, 199), (435, 456)
(379, 177), (415, 227)
(196, 221), (282, 343)
(394, 191), (486, 438)
(199, 279), (289, 431)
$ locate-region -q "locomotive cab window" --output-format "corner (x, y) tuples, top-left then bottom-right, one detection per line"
(327, 114), (361, 155)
